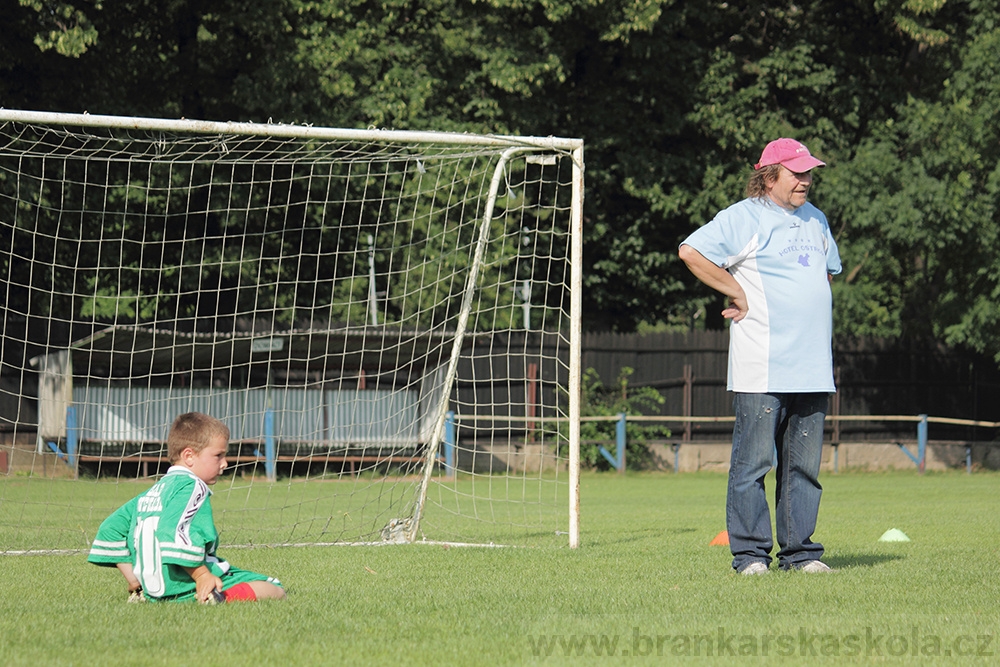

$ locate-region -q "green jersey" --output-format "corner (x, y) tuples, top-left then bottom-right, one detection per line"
(88, 496), (139, 567)
(89, 465), (278, 602)
(132, 465), (222, 599)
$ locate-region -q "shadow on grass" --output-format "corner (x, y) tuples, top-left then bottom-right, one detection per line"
(825, 552), (906, 569)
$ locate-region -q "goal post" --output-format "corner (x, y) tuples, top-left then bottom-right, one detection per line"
(0, 109), (582, 552)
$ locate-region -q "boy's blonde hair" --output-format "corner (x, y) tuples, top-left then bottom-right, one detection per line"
(167, 412), (230, 463)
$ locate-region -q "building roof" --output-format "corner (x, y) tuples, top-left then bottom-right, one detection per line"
(33, 324), (471, 380)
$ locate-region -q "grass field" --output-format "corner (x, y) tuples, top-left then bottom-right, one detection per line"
(1, 470), (998, 665)
(0, 471), (569, 551)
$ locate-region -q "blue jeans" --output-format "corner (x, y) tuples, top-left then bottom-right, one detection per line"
(727, 392), (828, 571)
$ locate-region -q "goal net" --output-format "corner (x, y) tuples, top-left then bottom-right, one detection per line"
(0, 110), (582, 553)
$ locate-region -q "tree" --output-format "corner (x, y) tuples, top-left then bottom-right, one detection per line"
(1, 0), (300, 120)
(3, 0), (998, 362)
(825, 0), (1000, 359)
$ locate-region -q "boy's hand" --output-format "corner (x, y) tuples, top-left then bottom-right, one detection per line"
(193, 570), (224, 604)
(186, 565), (225, 604)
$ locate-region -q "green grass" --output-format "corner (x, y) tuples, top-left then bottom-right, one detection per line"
(1, 470), (998, 665)
(0, 473), (570, 552)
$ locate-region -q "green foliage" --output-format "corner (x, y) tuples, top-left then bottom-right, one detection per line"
(577, 367), (670, 470)
(824, 6), (1000, 360)
(19, 0), (101, 57)
(875, 0), (953, 46)
(3, 0), (1000, 363)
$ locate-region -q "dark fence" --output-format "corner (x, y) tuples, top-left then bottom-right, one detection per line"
(5, 328), (1000, 448)
(582, 331), (1000, 444)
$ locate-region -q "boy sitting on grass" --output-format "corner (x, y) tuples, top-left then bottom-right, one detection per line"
(88, 412), (285, 604)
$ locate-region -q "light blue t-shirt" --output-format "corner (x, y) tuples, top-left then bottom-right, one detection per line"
(681, 197), (842, 393)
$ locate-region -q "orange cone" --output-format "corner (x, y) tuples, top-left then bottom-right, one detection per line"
(709, 530), (729, 546)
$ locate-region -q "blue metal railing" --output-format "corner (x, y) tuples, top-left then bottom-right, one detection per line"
(48, 386), (433, 481)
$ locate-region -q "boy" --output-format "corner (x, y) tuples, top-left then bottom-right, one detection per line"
(88, 412), (286, 603)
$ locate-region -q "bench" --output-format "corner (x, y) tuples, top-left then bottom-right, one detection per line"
(66, 437), (425, 478)
(75, 452), (426, 478)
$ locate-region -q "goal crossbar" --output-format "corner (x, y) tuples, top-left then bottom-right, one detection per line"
(0, 109), (582, 152)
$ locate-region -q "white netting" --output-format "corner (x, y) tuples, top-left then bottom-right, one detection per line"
(0, 112), (582, 552)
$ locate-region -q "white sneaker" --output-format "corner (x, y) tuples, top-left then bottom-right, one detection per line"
(739, 562), (769, 576)
(798, 560), (834, 573)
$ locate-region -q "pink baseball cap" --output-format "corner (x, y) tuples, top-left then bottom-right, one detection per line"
(754, 138), (826, 172)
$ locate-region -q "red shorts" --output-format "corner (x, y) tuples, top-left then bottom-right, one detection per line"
(223, 582), (257, 602)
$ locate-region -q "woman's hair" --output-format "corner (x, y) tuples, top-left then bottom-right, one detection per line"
(745, 164), (782, 200)
(166, 412), (230, 463)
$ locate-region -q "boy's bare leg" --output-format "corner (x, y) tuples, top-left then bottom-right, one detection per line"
(248, 580), (286, 600)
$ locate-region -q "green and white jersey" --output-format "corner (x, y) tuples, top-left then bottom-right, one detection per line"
(88, 496), (138, 566)
(88, 465), (279, 602)
(132, 465), (229, 600)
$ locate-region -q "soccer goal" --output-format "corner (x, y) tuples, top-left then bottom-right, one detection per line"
(0, 109), (582, 553)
